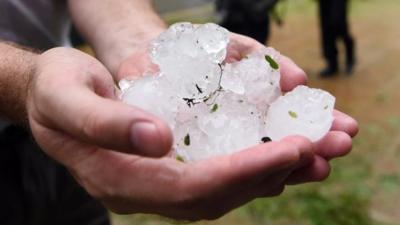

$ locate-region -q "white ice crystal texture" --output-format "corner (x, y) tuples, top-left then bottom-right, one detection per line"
(120, 23), (335, 162)
(265, 85), (335, 142)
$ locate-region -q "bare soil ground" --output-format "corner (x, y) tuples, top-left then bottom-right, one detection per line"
(269, 2), (400, 223)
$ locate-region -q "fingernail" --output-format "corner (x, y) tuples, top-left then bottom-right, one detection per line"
(130, 121), (164, 157)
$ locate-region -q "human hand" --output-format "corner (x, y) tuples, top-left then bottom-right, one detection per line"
(27, 47), (173, 160)
(28, 37), (357, 221)
(26, 47), (318, 220)
(225, 33), (358, 185)
(117, 32), (358, 187)
(117, 32), (311, 92)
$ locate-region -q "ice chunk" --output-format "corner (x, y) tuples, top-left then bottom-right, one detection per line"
(221, 49), (281, 109)
(120, 22), (336, 162)
(173, 92), (263, 162)
(264, 85), (335, 142)
(120, 75), (178, 129)
(150, 22), (229, 99)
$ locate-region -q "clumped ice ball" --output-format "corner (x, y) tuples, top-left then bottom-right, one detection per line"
(265, 85), (335, 142)
(174, 92), (265, 162)
(151, 23), (229, 98)
(120, 22), (336, 162)
(120, 75), (178, 129)
(221, 49), (281, 109)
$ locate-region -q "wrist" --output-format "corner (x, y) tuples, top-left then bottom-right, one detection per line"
(0, 42), (38, 124)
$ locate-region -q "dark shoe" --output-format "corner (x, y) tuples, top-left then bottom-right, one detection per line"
(319, 67), (338, 78)
(345, 38), (356, 75)
(346, 59), (356, 75)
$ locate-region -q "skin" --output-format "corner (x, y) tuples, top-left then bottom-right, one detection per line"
(0, 0), (359, 221)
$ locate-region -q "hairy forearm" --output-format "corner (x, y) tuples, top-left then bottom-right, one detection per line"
(0, 42), (37, 123)
(68, 0), (166, 75)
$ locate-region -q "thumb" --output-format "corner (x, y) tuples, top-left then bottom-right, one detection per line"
(34, 80), (173, 157)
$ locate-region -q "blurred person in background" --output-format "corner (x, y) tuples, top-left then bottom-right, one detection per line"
(0, 0), (357, 224)
(318, 0), (356, 77)
(216, 0), (280, 44)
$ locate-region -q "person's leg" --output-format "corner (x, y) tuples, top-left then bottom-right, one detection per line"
(218, 0), (269, 44)
(331, 0), (355, 74)
(218, 0), (247, 38)
(0, 125), (111, 225)
(250, 15), (270, 44)
(319, 0), (339, 76)
(0, 126), (27, 225)
(341, 0), (356, 73)
(48, 167), (111, 225)
(220, 19), (246, 38)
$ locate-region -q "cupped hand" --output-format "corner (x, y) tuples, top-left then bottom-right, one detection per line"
(27, 47), (173, 160)
(25, 47), (312, 220)
(116, 32), (358, 187)
(26, 33), (358, 221)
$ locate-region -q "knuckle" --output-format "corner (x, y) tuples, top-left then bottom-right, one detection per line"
(315, 166), (331, 182)
(281, 142), (301, 164)
(81, 109), (103, 141)
(295, 67), (307, 79)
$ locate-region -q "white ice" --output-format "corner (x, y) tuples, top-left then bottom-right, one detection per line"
(120, 23), (335, 162)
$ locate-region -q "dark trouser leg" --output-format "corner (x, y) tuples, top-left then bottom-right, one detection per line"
(319, 0), (338, 70)
(341, 0), (356, 68)
(220, 19), (246, 38)
(220, 15), (270, 44)
(0, 125), (111, 225)
(331, 0), (356, 73)
(250, 16), (270, 44)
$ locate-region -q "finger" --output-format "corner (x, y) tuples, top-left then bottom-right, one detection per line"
(314, 131), (353, 160)
(37, 82), (172, 157)
(184, 136), (314, 197)
(225, 33), (264, 62)
(188, 136), (314, 218)
(229, 33), (265, 53)
(283, 136), (315, 169)
(29, 126), (187, 217)
(332, 110), (359, 137)
(279, 55), (308, 92)
(222, 168), (292, 207)
(217, 137), (316, 206)
(117, 45), (159, 81)
(285, 156), (331, 185)
(99, 137), (312, 219)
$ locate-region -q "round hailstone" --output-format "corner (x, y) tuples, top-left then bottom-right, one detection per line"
(194, 23), (229, 63)
(221, 48), (281, 109)
(120, 75), (178, 129)
(174, 92), (263, 162)
(264, 85), (335, 142)
(150, 22), (229, 99)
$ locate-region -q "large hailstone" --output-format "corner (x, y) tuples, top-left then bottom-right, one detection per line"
(120, 22), (335, 162)
(265, 85), (335, 142)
